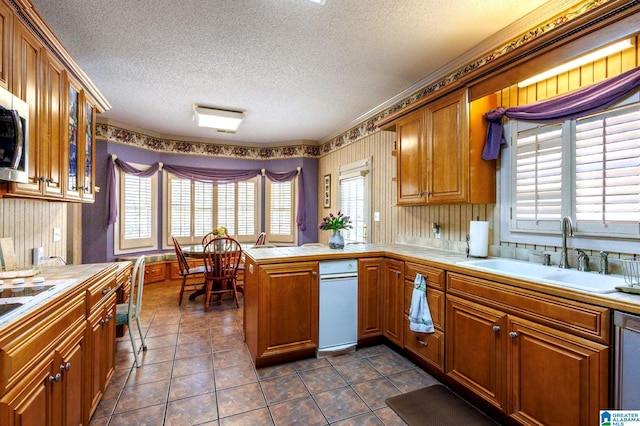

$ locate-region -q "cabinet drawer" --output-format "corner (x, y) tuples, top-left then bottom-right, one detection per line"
(144, 262), (166, 283)
(86, 273), (117, 312)
(447, 272), (610, 344)
(405, 262), (445, 290)
(405, 328), (444, 372)
(404, 282), (444, 330)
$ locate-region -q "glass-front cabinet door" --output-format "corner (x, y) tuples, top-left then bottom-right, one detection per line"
(82, 100), (95, 201)
(65, 82), (81, 200)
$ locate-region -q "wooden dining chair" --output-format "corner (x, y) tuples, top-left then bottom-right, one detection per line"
(255, 232), (267, 246)
(202, 236), (243, 311)
(172, 237), (206, 305)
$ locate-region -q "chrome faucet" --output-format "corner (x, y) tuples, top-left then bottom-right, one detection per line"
(559, 216), (574, 269)
(576, 249), (590, 272)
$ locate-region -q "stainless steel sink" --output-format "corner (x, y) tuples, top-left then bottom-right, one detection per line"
(458, 258), (626, 294)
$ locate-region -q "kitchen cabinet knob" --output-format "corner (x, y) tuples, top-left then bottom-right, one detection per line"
(509, 331), (518, 338)
(60, 362), (71, 371)
(492, 325), (501, 332)
(102, 287), (112, 295)
(428, 191), (432, 196)
(49, 373), (61, 383)
(396, 271), (401, 276)
(416, 337), (428, 346)
(419, 191), (424, 197)
(312, 272), (317, 276)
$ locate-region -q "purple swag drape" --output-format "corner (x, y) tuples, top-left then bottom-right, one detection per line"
(106, 155), (306, 231)
(482, 66), (640, 160)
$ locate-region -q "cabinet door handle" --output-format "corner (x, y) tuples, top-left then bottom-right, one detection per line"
(396, 271), (401, 276)
(509, 331), (518, 338)
(60, 362), (71, 372)
(492, 325), (501, 332)
(312, 271), (317, 276)
(419, 191), (424, 197)
(415, 337), (428, 346)
(49, 373), (62, 383)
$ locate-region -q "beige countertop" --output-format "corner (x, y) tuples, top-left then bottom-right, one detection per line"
(245, 243), (640, 315)
(0, 262), (130, 328)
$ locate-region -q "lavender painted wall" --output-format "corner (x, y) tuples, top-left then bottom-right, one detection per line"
(82, 140), (318, 263)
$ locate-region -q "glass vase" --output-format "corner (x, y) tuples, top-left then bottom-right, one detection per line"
(328, 230), (344, 249)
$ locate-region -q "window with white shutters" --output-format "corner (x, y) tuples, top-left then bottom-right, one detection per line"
(574, 104), (640, 236)
(511, 122), (565, 233)
(339, 158), (371, 244)
(116, 166), (158, 252)
(508, 99), (640, 239)
(165, 174), (259, 245)
(266, 179), (295, 244)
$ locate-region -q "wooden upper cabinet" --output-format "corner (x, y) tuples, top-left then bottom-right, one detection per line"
(0, 3), (106, 203)
(11, 18), (43, 197)
(0, 1), (11, 89)
(81, 100), (96, 201)
(426, 89), (468, 204)
(396, 109), (427, 205)
(392, 88), (496, 205)
(40, 50), (66, 198)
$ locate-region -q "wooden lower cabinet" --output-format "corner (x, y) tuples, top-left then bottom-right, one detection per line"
(0, 325), (85, 426)
(85, 293), (116, 421)
(446, 293), (609, 426)
(357, 258), (384, 340)
(382, 259), (404, 347)
(246, 261), (319, 367)
(144, 262), (167, 284)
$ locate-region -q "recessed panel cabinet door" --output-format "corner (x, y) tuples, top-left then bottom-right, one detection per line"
(396, 109), (426, 205)
(358, 257), (384, 339)
(11, 19), (43, 196)
(0, 357), (54, 426)
(258, 262), (319, 359)
(41, 51), (66, 198)
(382, 259), (404, 347)
(446, 295), (507, 412)
(426, 89), (468, 204)
(0, 1), (11, 89)
(508, 317), (608, 426)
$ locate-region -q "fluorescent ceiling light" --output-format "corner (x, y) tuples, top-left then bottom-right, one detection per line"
(517, 38), (634, 88)
(193, 106), (245, 132)
(308, 0), (326, 4)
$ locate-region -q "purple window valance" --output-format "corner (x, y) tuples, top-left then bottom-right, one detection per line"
(106, 155), (306, 231)
(482, 66), (640, 160)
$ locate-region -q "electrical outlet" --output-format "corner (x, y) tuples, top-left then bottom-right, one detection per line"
(32, 247), (44, 265)
(53, 228), (61, 242)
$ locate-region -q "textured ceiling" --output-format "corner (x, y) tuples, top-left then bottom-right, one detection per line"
(31, 0), (561, 145)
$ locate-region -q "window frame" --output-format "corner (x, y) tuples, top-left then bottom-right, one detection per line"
(162, 173), (260, 248)
(501, 93), (640, 253)
(114, 163), (158, 255)
(339, 157), (371, 244)
(265, 177), (297, 245)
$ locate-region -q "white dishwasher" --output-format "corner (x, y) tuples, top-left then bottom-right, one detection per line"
(318, 259), (358, 358)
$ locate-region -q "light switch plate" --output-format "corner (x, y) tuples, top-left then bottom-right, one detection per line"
(374, 212), (380, 222)
(53, 228), (61, 242)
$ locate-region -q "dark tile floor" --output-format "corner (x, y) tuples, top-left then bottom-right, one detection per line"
(89, 284), (442, 425)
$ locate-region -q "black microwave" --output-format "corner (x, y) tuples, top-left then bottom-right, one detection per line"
(0, 86), (28, 183)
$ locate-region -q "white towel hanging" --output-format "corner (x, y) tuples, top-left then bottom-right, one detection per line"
(408, 273), (435, 333)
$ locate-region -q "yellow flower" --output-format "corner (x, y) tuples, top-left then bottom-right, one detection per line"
(213, 226), (227, 236)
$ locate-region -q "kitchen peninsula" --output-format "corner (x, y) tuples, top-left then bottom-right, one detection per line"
(0, 262), (131, 425)
(244, 243), (640, 426)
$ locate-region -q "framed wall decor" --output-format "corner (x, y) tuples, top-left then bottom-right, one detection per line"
(323, 174), (331, 208)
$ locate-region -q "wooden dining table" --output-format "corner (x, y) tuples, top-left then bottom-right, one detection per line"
(182, 243), (243, 301)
